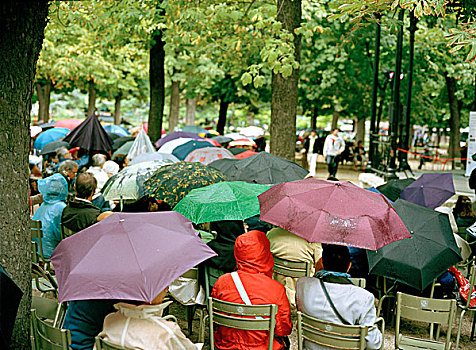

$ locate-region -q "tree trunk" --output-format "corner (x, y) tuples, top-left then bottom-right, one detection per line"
(444, 72), (461, 168)
(0, 2), (49, 349)
(36, 80), (51, 123)
(168, 79), (180, 133)
(113, 93), (122, 125)
(270, 0), (301, 161)
(148, 29), (166, 143)
(356, 117), (365, 143)
(311, 106), (318, 130)
(87, 78), (96, 116)
(185, 97), (197, 126)
(216, 96), (229, 135)
(331, 106), (340, 130)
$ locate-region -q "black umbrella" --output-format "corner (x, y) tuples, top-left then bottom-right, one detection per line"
(107, 132), (121, 141)
(209, 152), (309, 184)
(376, 178), (415, 202)
(112, 136), (135, 151)
(63, 113), (113, 152)
(367, 199), (462, 291)
(228, 147), (248, 155)
(212, 136), (233, 145)
(0, 263), (23, 348)
(40, 139), (70, 156)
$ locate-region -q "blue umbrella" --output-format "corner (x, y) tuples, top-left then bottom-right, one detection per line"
(103, 125), (130, 137)
(33, 127), (70, 150)
(400, 173), (455, 209)
(172, 140), (214, 160)
(181, 125), (207, 134)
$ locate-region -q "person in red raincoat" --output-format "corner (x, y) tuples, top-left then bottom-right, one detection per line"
(211, 230), (292, 350)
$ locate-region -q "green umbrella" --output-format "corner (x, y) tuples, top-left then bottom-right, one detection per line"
(174, 181), (271, 224)
(112, 140), (134, 159)
(142, 162), (226, 208)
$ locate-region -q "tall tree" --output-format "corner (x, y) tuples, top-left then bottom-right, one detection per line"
(148, 29), (166, 143)
(270, 0), (302, 161)
(0, 1), (49, 348)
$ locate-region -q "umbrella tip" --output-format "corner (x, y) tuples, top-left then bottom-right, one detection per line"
(120, 219), (125, 222)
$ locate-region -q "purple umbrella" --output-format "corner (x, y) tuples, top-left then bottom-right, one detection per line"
(400, 173), (455, 209)
(50, 212), (216, 303)
(155, 131), (204, 149)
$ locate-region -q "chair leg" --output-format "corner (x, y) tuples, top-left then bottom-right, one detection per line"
(471, 310), (476, 341)
(455, 309), (467, 350)
(187, 305), (196, 335)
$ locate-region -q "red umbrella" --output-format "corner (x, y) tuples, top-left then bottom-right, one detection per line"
(54, 118), (84, 130)
(258, 178), (411, 251)
(235, 150), (257, 159)
(203, 138), (221, 147)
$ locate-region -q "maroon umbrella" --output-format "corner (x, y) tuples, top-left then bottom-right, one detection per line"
(50, 212), (216, 303)
(258, 178), (411, 250)
(400, 173), (455, 209)
(63, 113), (113, 152)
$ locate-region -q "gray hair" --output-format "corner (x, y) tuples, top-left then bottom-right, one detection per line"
(92, 154), (107, 167)
(75, 173), (97, 199)
(58, 160), (78, 174)
(56, 147), (70, 157)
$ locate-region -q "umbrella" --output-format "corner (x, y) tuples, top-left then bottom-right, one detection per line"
(181, 125), (207, 134)
(107, 132), (121, 141)
(366, 187), (393, 204)
(54, 118), (84, 130)
(184, 147), (235, 165)
(103, 125), (130, 137)
(400, 173), (455, 209)
(235, 150), (258, 159)
(143, 162), (226, 208)
(155, 132), (204, 149)
(172, 140), (215, 161)
(102, 160), (173, 201)
(30, 125), (42, 138)
(209, 152), (309, 184)
(112, 141), (134, 159)
(63, 113), (113, 152)
(38, 121), (56, 129)
(128, 152), (179, 166)
(158, 137), (197, 154)
(40, 140), (70, 156)
(367, 199), (462, 290)
(211, 136), (233, 145)
(203, 138), (221, 147)
(259, 178), (411, 251)
(33, 127), (70, 150)
(126, 128), (156, 161)
(224, 132), (246, 140)
(112, 136), (135, 151)
(198, 130), (220, 138)
(376, 178), (415, 202)
(0, 263), (23, 348)
(239, 126), (265, 138)
(50, 212), (216, 303)
(228, 147), (248, 155)
(174, 181), (271, 224)
(229, 139), (256, 148)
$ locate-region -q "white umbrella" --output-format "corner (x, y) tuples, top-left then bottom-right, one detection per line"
(239, 126), (265, 138)
(128, 152), (179, 165)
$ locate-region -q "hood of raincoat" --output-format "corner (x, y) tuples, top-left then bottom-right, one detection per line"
(234, 230), (274, 277)
(38, 173), (68, 204)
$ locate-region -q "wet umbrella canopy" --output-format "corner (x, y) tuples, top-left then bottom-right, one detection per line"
(367, 199), (462, 290)
(0, 264), (23, 348)
(33, 127), (70, 150)
(376, 178), (415, 202)
(400, 173), (455, 209)
(63, 113), (113, 152)
(184, 147), (235, 165)
(112, 136), (135, 151)
(40, 139), (70, 156)
(155, 131), (204, 149)
(172, 140), (215, 161)
(259, 178), (410, 250)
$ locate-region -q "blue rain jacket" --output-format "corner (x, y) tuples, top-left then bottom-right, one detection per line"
(32, 173), (68, 258)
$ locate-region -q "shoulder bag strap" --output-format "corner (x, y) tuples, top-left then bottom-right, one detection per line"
(230, 272), (264, 320)
(319, 279), (350, 325)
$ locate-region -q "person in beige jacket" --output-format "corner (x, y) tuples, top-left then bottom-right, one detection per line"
(267, 227), (322, 307)
(97, 287), (202, 350)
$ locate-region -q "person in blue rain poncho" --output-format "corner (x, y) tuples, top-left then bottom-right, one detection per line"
(32, 173), (68, 258)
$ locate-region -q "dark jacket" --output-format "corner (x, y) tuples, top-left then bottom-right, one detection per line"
(303, 136), (320, 154)
(61, 199), (101, 233)
(207, 220), (245, 272)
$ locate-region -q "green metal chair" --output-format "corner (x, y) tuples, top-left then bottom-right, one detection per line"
(95, 336), (126, 350)
(204, 265), (226, 298)
(350, 278), (366, 289)
(455, 262), (476, 349)
(32, 261), (58, 298)
(31, 219), (51, 268)
(31, 309), (71, 350)
(395, 292), (457, 350)
(31, 295), (66, 328)
(272, 255), (311, 279)
(297, 311), (385, 350)
(208, 297), (277, 350)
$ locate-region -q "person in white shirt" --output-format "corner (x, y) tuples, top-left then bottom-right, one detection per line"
(323, 128), (345, 178)
(296, 244), (382, 350)
(303, 130), (319, 177)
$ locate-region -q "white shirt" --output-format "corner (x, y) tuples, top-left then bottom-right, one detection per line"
(323, 135), (345, 157)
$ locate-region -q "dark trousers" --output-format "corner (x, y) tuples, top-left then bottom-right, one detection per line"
(326, 155), (338, 177)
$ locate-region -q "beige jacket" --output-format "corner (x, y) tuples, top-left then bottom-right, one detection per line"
(267, 227), (322, 306)
(98, 302), (200, 350)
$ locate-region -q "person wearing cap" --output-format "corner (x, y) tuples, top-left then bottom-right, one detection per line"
(323, 128), (345, 179)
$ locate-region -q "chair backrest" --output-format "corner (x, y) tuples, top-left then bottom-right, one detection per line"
(273, 256), (311, 279)
(208, 297), (277, 350)
(204, 265), (226, 297)
(60, 224), (76, 240)
(32, 262), (58, 298)
(464, 262), (476, 308)
(31, 309), (71, 350)
(95, 336), (126, 350)
(32, 295), (66, 328)
(350, 278), (366, 289)
(31, 219), (47, 263)
(297, 311), (368, 350)
(395, 292), (457, 349)
(181, 267), (199, 280)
